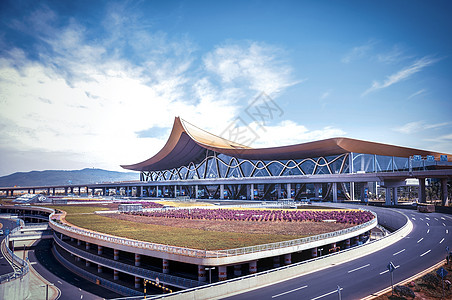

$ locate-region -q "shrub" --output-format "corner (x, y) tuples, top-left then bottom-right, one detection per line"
(422, 273), (440, 287)
(394, 285), (415, 298)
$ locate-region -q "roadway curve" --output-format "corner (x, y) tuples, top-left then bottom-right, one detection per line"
(226, 205), (452, 300)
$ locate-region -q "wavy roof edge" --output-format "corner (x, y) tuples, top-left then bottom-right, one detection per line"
(121, 117), (451, 171)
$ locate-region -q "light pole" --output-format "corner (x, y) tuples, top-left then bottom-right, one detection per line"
(205, 267), (216, 284)
(40, 283), (54, 300)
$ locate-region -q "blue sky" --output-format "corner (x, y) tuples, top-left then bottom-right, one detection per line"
(0, 0), (451, 176)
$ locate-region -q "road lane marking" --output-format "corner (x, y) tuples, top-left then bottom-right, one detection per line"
(420, 218), (423, 221)
(426, 223), (430, 226)
(443, 223), (447, 227)
(57, 280), (62, 285)
(435, 218), (439, 221)
(427, 229), (430, 234)
(447, 230), (449, 234)
(412, 218), (416, 221)
(393, 249), (405, 256)
(426, 217), (430, 220)
(311, 288), (343, 300)
(420, 250), (431, 257)
(417, 238), (423, 243)
(272, 285), (308, 298)
(379, 265), (400, 275)
(440, 238), (445, 244)
(348, 264), (370, 273)
(441, 217), (446, 220)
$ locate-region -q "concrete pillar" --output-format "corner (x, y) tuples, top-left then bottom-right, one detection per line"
(195, 185), (198, 199)
(156, 186), (159, 197)
(86, 260), (90, 267)
(140, 186), (144, 197)
(393, 187), (398, 205)
(250, 184), (254, 200)
(98, 265), (102, 273)
(70, 237), (74, 242)
(311, 248), (318, 258)
(273, 256), (280, 268)
(218, 265), (227, 281)
(234, 265), (242, 276)
(98, 245), (103, 255)
(220, 184), (224, 200)
(75, 256), (80, 262)
(284, 253), (292, 265)
(277, 185), (281, 199)
(441, 178), (449, 206)
(135, 253), (141, 266)
(77, 239), (81, 246)
(163, 259), (169, 274)
(345, 239), (351, 249)
(385, 187), (392, 205)
(249, 260), (257, 274)
(350, 182), (355, 201)
(114, 249), (119, 260)
(332, 182), (338, 202)
(114, 269), (119, 281)
(86, 242), (90, 250)
(419, 178), (426, 203)
(198, 265), (206, 282)
(286, 183), (292, 199)
(314, 183), (320, 198)
(174, 185), (177, 197)
(135, 276), (140, 288)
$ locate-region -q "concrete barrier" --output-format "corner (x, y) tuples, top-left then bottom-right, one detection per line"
(150, 209), (412, 300)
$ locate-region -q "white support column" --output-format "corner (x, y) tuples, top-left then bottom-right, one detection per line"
(85, 260), (90, 267)
(135, 253), (141, 266)
(156, 186), (159, 197)
(98, 264), (102, 273)
(393, 187), (398, 205)
(273, 256), (280, 268)
(174, 185), (177, 197)
(114, 249), (119, 261)
(234, 265), (242, 276)
(86, 242), (90, 250)
(441, 178), (449, 206)
(218, 266), (227, 281)
(332, 182), (338, 203)
(314, 184), (320, 198)
(163, 259), (169, 274)
(286, 183), (291, 199)
(114, 269), (119, 281)
(98, 245), (103, 255)
(311, 248), (318, 258)
(135, 276), (140, 288)
(220, 184), (224, 200)
(250, 184), (254, 200)
(249, 261), (257, 274)
(284, 253), (292, 265)
(198, 265), (206, 282)
(385, 187), (392, 205)
(195, 185), (198, 199)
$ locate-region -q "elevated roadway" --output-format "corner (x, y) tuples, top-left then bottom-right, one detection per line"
(224, 205), (451, 300)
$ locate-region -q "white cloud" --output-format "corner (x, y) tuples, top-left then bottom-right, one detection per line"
(407, 89), (427, 99)
(341, 40), (376, 64)
(394, 121), (450, 134)
(362, 56), (438, 96)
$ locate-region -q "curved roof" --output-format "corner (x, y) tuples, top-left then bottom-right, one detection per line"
(121, 117), (451, 171)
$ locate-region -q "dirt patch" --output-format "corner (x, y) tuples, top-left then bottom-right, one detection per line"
(105, 213), (354, 236)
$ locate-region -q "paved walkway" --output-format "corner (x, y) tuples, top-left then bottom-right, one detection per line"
(12, 240), (60, 300)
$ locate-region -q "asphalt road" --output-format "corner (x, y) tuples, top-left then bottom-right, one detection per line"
(29, 239), (122, 300)
(225, 206), (452, 300)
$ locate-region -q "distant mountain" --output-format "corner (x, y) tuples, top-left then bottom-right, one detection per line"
(0, 168), (139, 187)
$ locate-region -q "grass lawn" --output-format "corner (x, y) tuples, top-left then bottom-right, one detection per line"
(51, 205), (355, 250)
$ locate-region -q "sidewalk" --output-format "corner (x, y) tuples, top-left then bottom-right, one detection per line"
(12, 240), (60, 300)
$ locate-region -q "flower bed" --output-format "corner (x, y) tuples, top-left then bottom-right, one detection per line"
(125, 208), (374, 225)
(123, 201), (164, 208)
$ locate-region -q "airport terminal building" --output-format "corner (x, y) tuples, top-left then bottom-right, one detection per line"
(121, 117), (451, 204)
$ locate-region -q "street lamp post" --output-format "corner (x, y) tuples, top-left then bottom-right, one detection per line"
(40, 283), (54, 300)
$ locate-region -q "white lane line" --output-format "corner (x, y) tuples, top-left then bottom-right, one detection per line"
(426, 223), (430, 226)
(447, 229), (449, 234)
(412, 217), (416, 221)
(81, 296), (83, 299)
(441, 217), (446, 220)
(272, 285), (308, 298)
(57, 280), (62, 285)
(420, 218), (424, 221)
(379, 265), (400, 275)
(348, 264), (370, 273)
(440, 238), (445, 244)
(427, 229), (430, 234)
(393, 249), (405, 256)
(426, 217), (430, 220)
(311, 288), (343, 300)
(435, 218), (439, 221)
(417, 238), (424, 243)
(443, 223), (447, 227)
(411, 214), (415, 216)
(420, 250), (431, 257)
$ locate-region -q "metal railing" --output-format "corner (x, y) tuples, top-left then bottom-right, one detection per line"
(0, 225), (30, 284)
(52, 244), (143, 297)
(54, 233), (202, 288)
(49, 208), (376, 258)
